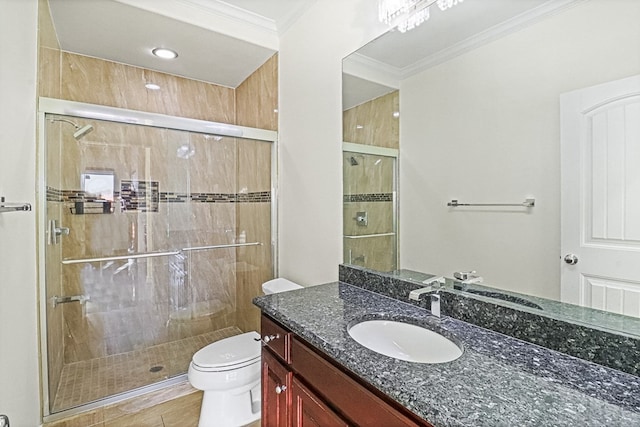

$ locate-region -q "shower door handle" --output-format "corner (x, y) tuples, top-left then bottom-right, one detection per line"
(48, 219), (70, 245)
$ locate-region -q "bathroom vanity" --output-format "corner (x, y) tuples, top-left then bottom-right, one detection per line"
(260, 314), (429, 426)
(253, 271), (640, 427)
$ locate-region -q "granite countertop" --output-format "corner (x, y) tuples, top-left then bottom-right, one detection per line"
(254, 282), (640, 427)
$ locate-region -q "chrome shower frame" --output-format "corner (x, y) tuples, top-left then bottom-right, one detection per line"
(37, 97), (279, 422)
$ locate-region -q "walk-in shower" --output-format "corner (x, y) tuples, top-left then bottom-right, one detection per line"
(38, 98), (277, 420)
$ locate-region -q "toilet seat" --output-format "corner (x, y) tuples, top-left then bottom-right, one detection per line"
(191, 331), (261, 372)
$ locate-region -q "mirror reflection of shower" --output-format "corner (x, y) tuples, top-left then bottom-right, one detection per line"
(50, 117), (94, 140)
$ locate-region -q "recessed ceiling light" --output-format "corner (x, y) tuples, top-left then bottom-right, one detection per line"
(152, 47), (178, 59)
(145, 83), (161, 90)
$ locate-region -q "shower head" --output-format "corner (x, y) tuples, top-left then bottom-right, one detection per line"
(349, 156), (359, 166)
(73, 124), (94, 140)
(51, 118), (94, 140)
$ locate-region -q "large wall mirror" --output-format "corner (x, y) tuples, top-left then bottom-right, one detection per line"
(342, 0), (640, 333)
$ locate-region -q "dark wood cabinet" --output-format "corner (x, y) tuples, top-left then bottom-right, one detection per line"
(262, 350), (291, 427)
(261, 314), (432, 427)
(291, 377), (349, 427)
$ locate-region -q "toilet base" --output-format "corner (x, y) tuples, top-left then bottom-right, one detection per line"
(197, 382), (261, 427)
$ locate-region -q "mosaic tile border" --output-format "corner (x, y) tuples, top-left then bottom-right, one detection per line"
(344, 193), (393, 203)
(47, 187), (271, 205)
(121, 180), (159, 212)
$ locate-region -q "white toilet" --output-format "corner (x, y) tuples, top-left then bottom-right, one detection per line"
(188, 278), (302, 427)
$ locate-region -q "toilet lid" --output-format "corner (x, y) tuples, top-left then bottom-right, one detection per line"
(192, 331), (261, 369)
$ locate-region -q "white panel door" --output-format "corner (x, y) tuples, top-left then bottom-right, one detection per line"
(561, 75), (640, 317)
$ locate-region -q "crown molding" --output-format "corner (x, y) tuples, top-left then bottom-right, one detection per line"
(343, 52), (402, 89)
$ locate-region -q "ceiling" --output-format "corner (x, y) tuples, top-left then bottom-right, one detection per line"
(48, 0), (579, 105)
(48, 0), (317, 88)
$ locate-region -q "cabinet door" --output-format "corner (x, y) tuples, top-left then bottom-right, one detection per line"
(291, 377), (349, 427)
(263, 350), (291, 427)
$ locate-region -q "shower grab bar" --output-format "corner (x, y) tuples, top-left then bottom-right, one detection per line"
(447, 198), (535, 208)
(0, 196), (31, 213)
(61, 242), (262, 265)
(61, 250), (180, 264)
(181, 242), (262, 252)
(344, 232), (396, 239)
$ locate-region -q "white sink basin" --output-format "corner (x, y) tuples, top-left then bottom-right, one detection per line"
(348, 320), (463, 364)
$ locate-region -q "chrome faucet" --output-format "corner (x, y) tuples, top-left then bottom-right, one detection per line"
(408, 276), (445, 317)
(453, 270), (483, 285)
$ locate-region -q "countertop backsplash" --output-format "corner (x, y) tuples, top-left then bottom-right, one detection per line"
(338, 264), (640, 377)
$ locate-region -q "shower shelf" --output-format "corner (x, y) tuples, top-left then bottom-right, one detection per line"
(61, 241), (262, 265)
(0, 196), (31, 213)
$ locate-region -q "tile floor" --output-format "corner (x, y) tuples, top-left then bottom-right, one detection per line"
(101, 392), (261, 427)
(52, 326), (242, 412)
(45, 381), (261, 427)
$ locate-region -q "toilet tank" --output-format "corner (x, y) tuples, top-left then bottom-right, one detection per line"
(262, 278), (302, 294)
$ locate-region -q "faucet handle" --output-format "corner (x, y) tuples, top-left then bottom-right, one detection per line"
(453, 271), (476, 281)
(422, 276), (445, 286)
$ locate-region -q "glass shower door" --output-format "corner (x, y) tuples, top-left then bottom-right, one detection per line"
(343, 150), (397, 272)
(42, 112), (274, 415)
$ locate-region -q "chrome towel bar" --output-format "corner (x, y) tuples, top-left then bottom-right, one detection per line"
(0, 196), (31, 213)
(61, 242), (262, 265)
(181, 242), (262, 252)
(447, 198), (535, 208)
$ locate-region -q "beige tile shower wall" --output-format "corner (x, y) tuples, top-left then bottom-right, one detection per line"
(344, 234), (396, 272)
(236, 54), (278, 130)
(343, 90), (399, 149)
(60, 53), (235, 123)
(343, 153), (394, 195)
(235, 55), (278, 332)
(343, 202), (393, 237)
(236, 139), (273, 333)
(57, 123), (240, 362)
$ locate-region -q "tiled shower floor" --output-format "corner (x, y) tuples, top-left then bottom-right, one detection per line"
(51, 326), (243, 413)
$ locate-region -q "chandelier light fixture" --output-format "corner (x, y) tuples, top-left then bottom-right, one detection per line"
(378, 0), (464, 32)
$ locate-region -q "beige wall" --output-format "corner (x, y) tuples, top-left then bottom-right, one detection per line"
(400, 0), (640, 299)
(343, 91), (399, 149)
(235, 53), (278, 333)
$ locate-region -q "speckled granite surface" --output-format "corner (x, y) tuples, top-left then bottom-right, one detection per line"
(254, 282), (640, 427)
(339, 264), (640, 376)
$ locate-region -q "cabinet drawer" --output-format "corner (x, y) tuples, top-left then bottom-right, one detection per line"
(291, 338), (430, 427)
(261, 315), (290, 363)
